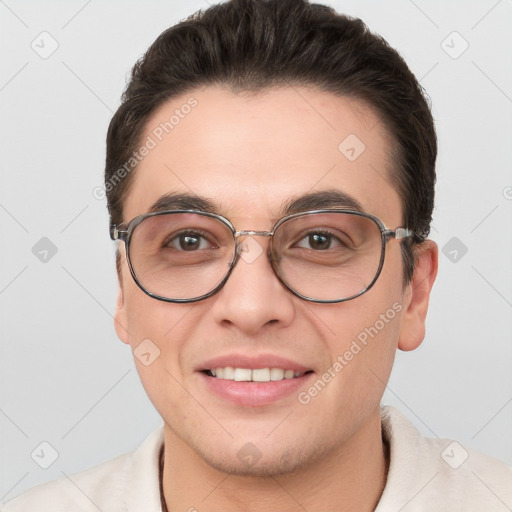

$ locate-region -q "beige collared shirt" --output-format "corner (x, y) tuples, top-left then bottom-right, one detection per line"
(3, 406), (511, 511)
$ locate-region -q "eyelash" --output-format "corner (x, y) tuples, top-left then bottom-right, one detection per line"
(162, 230), (214, 249)
(293, 229), (350, 249)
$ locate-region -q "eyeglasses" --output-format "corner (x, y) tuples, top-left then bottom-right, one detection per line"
(110, 209), (418, 304)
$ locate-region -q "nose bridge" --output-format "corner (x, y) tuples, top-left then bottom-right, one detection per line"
(232, 230), (275, 271)
(234, 230), (273, 238)
(232, 230), (274, 269)
(212, 228), (295, 334)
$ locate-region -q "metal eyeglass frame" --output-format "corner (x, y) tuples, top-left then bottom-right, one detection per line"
(110, 209), (421, 304)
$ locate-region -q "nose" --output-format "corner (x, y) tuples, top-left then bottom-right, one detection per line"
(210, 235), (296, 335)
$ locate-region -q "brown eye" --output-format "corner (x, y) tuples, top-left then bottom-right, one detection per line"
(308, 233), (331, 250)
(296, 232), (341, 250)
(165, 231), (211, 251)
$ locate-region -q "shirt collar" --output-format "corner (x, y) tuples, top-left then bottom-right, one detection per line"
(123, 406), (424, 511)
(124, 426), (165, 511)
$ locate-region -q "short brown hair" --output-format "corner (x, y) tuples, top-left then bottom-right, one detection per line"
(105, 0), (437, 282)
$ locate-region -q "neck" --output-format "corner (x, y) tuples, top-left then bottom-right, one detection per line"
(161, 408), (389, 512)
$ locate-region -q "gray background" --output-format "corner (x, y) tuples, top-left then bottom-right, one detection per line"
(1, 0), (511, 501)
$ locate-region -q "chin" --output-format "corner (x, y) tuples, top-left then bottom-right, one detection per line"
(193, 433), (330, 478)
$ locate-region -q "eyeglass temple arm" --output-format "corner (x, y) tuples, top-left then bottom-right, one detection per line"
(384, 228), (425, 242)
(110, 225), (128, 241)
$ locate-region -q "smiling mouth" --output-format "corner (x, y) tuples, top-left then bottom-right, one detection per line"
(203, 367), (314, 382)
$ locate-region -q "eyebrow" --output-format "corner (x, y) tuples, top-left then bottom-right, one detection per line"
(147, 189), (364, 217)
(282, 190), (364, 215)
(149, 193), (219, 214)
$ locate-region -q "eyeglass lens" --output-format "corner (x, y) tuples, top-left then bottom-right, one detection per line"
(127, 211), (383, 302)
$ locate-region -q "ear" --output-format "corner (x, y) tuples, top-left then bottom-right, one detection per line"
(114, 253), (130, 345)
(398, 240), (438, 351)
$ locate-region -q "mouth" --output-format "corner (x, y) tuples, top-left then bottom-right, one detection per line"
(203, 367), (313, 382)
(197, 356), (315, 406)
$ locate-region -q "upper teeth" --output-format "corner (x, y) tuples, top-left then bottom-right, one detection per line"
(211, 367), (303, 382)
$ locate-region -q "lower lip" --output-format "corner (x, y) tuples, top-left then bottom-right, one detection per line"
(199, 372), (314, 407)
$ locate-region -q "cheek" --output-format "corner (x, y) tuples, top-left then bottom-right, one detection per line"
(292, 294), (402, 448)
(121, 288), (201, 421)
(310, 275), (404, 358)
(303, 249), (405, 396)
(122, 272), (193, 343)
(320, 295), (402, 379)
(297, 296), (403, 432)
(121, 280), (192, 371)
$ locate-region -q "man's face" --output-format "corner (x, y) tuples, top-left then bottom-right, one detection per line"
(115, 85), (420, 475)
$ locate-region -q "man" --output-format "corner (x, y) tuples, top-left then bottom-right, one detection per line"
(3, 0), (511, 510)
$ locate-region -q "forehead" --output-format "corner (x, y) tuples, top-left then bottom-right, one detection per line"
(124, 85), (402, 226)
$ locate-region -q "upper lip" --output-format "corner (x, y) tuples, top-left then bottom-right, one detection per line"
(198, 354), (312, 372)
